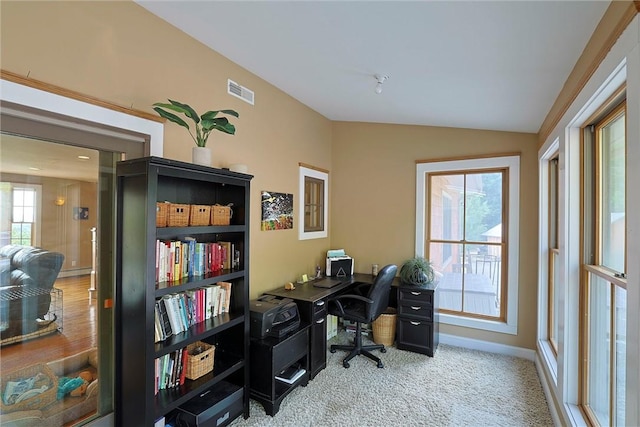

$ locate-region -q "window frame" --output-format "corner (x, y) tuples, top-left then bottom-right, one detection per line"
(580, 100), (627, 426)
(416, 155), (520, 335)
(298, 163), (329, 240)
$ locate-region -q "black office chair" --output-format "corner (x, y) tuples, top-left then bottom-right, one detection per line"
(328, 264), (397, 368)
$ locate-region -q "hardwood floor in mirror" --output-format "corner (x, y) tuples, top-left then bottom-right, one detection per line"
(0, 275), (96, 373)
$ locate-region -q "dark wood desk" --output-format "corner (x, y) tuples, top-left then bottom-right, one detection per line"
(264, 273), (396, 379)
(264, 274), (438, 378)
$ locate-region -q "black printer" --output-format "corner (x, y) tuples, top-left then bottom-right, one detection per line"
(250, 295), (300, 339)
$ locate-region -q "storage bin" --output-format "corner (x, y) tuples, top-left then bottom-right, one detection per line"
(0, 363), (58, 413)
(372, 307), (397, 347)
(185, 341), (215, 380)
(156, 202), (169, 227)
(167, 204), (190, 227)
(189, 204), (211, 226)
(211, 204), (232, 226)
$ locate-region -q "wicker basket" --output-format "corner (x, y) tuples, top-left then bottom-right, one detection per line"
(167, 204), (190, 227)
(211, 204), (232, 226)
(185, 341), (215, 380)
(372, 307), (397, 347)
(189, 205), (211, 226)
(0, 363), (58, 413)
(156, 202), (169, 227)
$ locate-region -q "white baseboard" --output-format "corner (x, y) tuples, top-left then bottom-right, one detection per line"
(535, 353), (563, 427)
(439, 333), (536, 361)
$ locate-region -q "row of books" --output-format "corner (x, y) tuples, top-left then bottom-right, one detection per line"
(154, 347), (188, 392)
(154, 282), (232, 342)
(155, 239), (239, 284)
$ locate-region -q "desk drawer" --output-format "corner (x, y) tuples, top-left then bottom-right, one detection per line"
(273, 327), (308, 373)
(399, 288), (433, 305)
(396, 318), (434, 356)
(398, 302), (433, 320)
(312, 299), (327, 318)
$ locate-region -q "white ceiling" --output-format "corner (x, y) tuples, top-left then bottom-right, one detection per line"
(0, 135), (99, 182)
(136, 0), (610, 134)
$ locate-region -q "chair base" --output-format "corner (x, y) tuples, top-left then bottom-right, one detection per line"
(330, 322), (386, 368)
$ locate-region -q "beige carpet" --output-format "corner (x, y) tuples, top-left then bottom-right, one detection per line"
(230, 334), (553, 427)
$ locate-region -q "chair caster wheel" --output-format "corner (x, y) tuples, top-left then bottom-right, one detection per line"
(343, 361), (350, 368)
(330, 349), (336, 353)
(377, 361), (384, 368)
(381, 348), (387, 353)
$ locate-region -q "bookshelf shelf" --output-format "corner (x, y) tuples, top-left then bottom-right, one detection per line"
(116, 156), (252, 426)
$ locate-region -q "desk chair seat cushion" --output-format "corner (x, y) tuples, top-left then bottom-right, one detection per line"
(328, 264), (397, 368)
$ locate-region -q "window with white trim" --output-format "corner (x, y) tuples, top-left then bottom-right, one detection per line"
(580, 100), (626, 426)
(416, 155), (519, 334)
(298, 164), (328, 240)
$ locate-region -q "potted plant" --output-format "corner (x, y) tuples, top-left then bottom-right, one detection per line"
(153, 99), (239, 166)
(399, 257), (435, 286)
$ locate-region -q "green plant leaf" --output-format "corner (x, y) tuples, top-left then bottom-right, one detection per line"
(168, 99), (200, 124)
(201, 109), (239, 121)
(202, 117), (236, 135)
(153, 107), (190, 130)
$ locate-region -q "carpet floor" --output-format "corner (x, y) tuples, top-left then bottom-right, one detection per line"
(230, 334), (553, 427)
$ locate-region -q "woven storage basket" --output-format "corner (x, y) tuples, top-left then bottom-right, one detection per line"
(189, 204), (211, 226)
(185, 341), (215, 380)
(372, 307), (397, 347)
(156, 202), (169, 227)
(0, 363), (58, 413)
(167, 203), (190, 227)
(211, 205), (232, 226)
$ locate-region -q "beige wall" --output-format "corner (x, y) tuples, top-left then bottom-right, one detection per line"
(538, 0), (639, 145)
(331, 122), (539, 349)
(0, 173), (97, 272)
(2, 0), (539, 348)
(1, 1), (333, 299)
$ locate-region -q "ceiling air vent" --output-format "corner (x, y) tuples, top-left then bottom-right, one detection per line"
(227, 79), (254, 105)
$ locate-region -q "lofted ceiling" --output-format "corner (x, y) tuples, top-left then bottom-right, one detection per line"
(136, 0), (609, 134)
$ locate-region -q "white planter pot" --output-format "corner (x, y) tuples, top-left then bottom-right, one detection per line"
(192, 146), (211, 167)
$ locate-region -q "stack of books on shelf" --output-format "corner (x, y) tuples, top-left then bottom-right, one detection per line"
(155, 238), (239, 283)
(274, 364), (306, 385)
(154, 281), (232, 342)
(155, 347), (188, 392)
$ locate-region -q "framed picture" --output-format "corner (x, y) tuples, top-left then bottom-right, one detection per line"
(261, 191), (293, 231)
(73, 207), (89, 220)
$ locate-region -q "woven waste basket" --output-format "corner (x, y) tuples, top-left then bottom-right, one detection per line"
(372, 307), (397, 347)
(185, 341), (215, 380)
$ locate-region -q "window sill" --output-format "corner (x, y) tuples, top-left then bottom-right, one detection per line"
(439, 312), (517, 335)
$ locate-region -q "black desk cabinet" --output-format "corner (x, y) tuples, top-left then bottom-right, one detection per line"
(396, 284), (439, 356)
(250, 324), (310, 416)
(263, 278), (359, 379)
(115, 157), (252, 426)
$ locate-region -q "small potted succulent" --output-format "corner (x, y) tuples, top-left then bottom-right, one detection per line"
(399, 257), (435, 286)
(153, 99), (239, 166)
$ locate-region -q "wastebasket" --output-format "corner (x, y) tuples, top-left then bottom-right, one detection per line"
(372, 307), (397, 346)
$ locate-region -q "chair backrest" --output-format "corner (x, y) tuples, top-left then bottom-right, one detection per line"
(365, 264), (397, 321)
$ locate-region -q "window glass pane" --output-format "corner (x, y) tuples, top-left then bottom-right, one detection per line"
(551, 250), (560, 347)
(304, 176), (324, 232)
(586, 274), (611, 426)
(615, 284), (626, 426)
(429, 174), (462, 241)
(12, 206), (23, 222)
(430, 242), (462, 312)
(13, 189), (24, 206)
(23, 189), (35, 207)
(600, 113), (625, 272)
(464, 172), (502, 243)
(23, 206), (34, 223)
